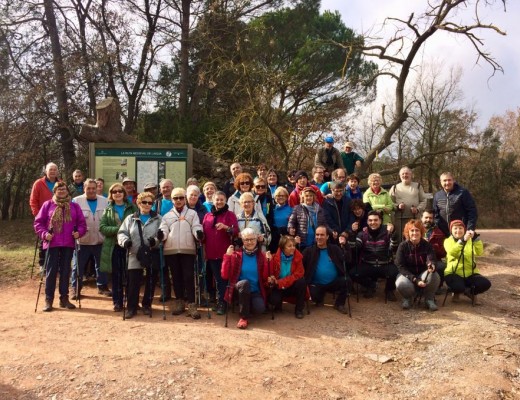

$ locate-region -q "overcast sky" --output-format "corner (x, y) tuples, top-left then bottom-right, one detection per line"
(320, 0), (519, 128)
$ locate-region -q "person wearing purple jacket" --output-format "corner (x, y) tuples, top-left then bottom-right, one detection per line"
(34, 181), (87, 312)
(202, 191), (239, 315)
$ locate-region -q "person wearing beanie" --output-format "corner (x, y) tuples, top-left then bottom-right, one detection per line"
(288, 170), (324, 207)
(443, 219), (490, 304)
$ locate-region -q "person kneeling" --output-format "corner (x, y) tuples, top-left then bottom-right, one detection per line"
(265, 235), (307, 319)
(302, 226), (351, 314)
(222, 228), (268, 329)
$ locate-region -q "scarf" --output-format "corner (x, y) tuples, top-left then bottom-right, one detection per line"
(211, 204), (229, 227)
(50, 194), (72, 233)
(242, 245), (259, 256)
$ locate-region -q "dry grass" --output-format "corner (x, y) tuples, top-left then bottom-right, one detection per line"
(0, 219), (37, 285)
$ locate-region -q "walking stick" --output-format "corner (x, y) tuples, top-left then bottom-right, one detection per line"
(159, 242), (166, 320)
(123, 248), (129, 320)
(30, 235), (39, 279)
(198, 244), (211, 319)
(268, 257), (274, 320)
(415, 270), (431, 307)
(73, 226), (81, 309)
(148, 261), (153, 319)
(35, 228), (53, 312)
(341, 243), (352, 318)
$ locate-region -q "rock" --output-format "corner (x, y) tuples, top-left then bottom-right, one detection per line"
(364, 353), (394, 364)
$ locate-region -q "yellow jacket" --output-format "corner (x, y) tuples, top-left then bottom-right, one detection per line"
(444, 236), (483, 278)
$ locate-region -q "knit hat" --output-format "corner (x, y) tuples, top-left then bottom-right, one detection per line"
(295, 170), (309, 181)
(449, 220), (465, 232)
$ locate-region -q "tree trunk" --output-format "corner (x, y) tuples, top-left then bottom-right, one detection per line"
(178, 0), (191, 118)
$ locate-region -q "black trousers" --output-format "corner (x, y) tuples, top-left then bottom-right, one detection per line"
(268, 277), (307, 313)
(349, 262), (398, 291)
(309, 276), (351, 307)
(166, 254), (196, 303)
(445, 273), (491, 295)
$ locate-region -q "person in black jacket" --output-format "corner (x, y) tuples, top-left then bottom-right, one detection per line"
(323, 181), (352, 244)
(302, 226), (351, 314)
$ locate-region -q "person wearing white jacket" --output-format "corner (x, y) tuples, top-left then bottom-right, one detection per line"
(71, 179), (109, 298)
(160, 188), (203, 319)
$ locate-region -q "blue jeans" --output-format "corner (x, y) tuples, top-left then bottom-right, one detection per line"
(45, 247), (74, 301)
(71, 244), (107, 289)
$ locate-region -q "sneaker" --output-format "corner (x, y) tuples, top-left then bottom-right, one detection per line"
(143, 306), (152, 316)
(186, 303), (201, 319)
(425, 299), (438, 311)
(401, 298), (412, 310)
(334, 304), (349, 314)
(385, 291), (397, 302)
(124, 310), (136, 319)
(113, 304), (122, 312)
(216, 302), (226, 316)
(295, 310), (304, 319)
(98, 286), (112, 296)
(363, 287), (376, 298)
(237, 318), (248, 329)
(42, 300), (53, 312)
(171, 299), (185, 315)
(59, 298), (76, 309)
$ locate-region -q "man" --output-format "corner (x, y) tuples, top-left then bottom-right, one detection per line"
(433, 172), (478, 237)
(314, 136), (344, 181)
(223, 162), (242, 198)
(122, 177), (138, 203)
(68, 169), (85, 198)
(143, 182), (158, 198)
(389, 166), (427, 242)
(288, 170), (324, 207)
(71, 179), (110, 298)
(95, 178), (107, 197)
(320, 168), (347, 197)
(340, 141), (364, 175)
(422, 209), (447, 289)
(310, 166), (325, 186)
(346, 174), (363, 200)
(351, 210), (398, 301)
(302, 226), (351, 314)
(323, 181), (352, 243)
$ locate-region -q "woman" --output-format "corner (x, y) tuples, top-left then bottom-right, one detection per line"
(117, 192), (162, 319)
(100, 183), (138, 312)
(236, 192), (271, 251)
(187, 184), (207, 223)
(202, 191), (239, 315)
(363, 173), (394, 225)
(444, 220), (490, 303)
(221, 228), (268, 329)
(227, 172), (254, 215)
(265, 235), (307, 318)
(253, 177), (274, 229)
(34, 181), (87, 312)
(270, 186), (293, 253)
(287, 187), (327, 252)
(202, 181), (217, 213)
(395, 220), (440, 311)
(346, 174), (363, 200)
(160, 188), (204, 319)
(267, 169), (280, 197)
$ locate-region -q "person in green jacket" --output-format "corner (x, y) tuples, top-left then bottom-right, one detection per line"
(363, 173), (395, 226)
(444, 220), (490, 304)
(99, 183), (138, 312)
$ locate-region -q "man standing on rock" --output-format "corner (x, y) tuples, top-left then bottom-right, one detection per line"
(314, 136), (344, 182)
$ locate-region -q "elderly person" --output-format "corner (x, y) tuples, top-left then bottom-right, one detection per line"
(363, 173), (395, 225)
(100, 183), (137, 312)
(390, 167), (427, 242)
(34, 181), (87, 312)
(202, 191), (239, 314)
(323, 181), (352, 244)
(236, 192), (271, 251)
(288, 186), (327, 252)
(221, 227), (268, 329)
(314, 136), (344, 181)
(227, 172), (254, 215)
(68, 169), (85, 198)
(223, 162), (242, 199)
(187, 184), (207, 223)
(340, 141), (364, 175)
(444, 220), (490, 303)
(395, 220), (440, 311)
(271, 186), (293, 252)
(202, 181), (217, 212)
(266, 169), (280, 197)
(117, 192), (162, 319)
(160, 188), (204, 319)
(265, 235), (307, 318)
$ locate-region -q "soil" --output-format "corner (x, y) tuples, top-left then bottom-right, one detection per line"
(0, 230), (519, 400)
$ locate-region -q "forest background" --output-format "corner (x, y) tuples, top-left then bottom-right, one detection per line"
(1, 0), (519, 227)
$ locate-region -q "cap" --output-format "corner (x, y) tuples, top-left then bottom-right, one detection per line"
(449, 220), (466, 232)
(345, 141), (354, 148)
(143, 182), (157, 190)
(325, 136), (334, 144)
(122, 177), (135, 184)
(295, 170), (309, 181)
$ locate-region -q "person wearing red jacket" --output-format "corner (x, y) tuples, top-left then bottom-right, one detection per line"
(221, 228), (268, 329)
(422, 209), (447, 290)
(30, 162), (60, 217)
(288, 170), (324, 207)
(265, 235), (307, 319)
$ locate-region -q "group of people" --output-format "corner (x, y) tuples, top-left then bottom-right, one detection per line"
(30, 140), (491, 329)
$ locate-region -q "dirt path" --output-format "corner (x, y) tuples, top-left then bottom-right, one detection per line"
(1, 231), (519, 399)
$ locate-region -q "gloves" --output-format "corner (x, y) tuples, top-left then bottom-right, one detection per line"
(157, 229), (165, 241)
(196, 230), (204, 240)
(149, 238), (156, 247)
(124, 240), (132, 249)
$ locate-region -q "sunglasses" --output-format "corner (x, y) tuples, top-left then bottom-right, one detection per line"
(111, 190), (124, 194)
(255, 185), (266, 189)
(239, 182), (251, 185)
(140, 201), (153, 205)
(172, 196), (185, 201)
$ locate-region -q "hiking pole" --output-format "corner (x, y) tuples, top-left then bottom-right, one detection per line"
(148, 261), (153, 319)
(415, 270), (430, 307)
(73, 226), (81, 309)
(30, 235), (39, 279)
(225, 253), (237, 328)
(123, 248), (129, 320)
(267, 256), (274, 320)
(159, 242), (166, 320)
(198, 244), (211, 319)
(35, 228), (53, 312)
(341, 243), (352, 318)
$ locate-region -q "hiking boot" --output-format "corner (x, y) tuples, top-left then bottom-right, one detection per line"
(452, 292), (461, 303)
(237, 318), (248, 329)
(143, 306), (152, 316)
(171, 299), (185, 315)
(385, 290), (397, 302)
(425, 299), (438, 311)
(59, 297), (76, 310)
(186, 303), (201, 320)
(295, 310), (305, 319)
(42, 300), (53, 312)
(113, 304), (122, 312)
(363, 287), (376, 298)
(401, 298), (412, 310)
(216, 302), (226, 316)
(124, 310), (136, 319)
(98, 285), (112, 296)
(334, 304), (349, 314)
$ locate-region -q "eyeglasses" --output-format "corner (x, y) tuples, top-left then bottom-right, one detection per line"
(239, 182), (251, 185)
(172, 196), (185, 201)
(111, 190), (124, 194)
(243, 238), (256, 242)
(242, 200), (253, 204)
(255, 185), (266, 189)
(140, 201), (153, 205)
